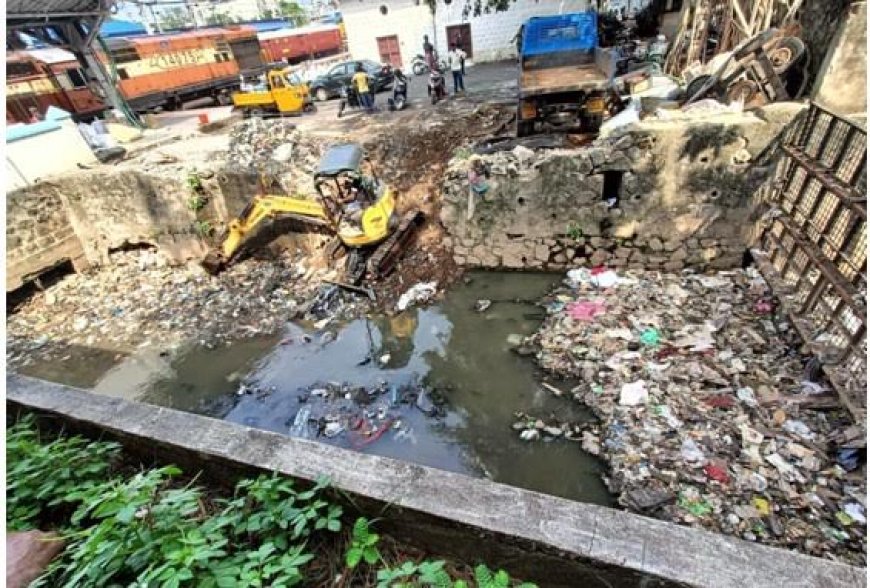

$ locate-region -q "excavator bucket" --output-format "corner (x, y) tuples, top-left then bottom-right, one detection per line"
(201, 251), (226, 275)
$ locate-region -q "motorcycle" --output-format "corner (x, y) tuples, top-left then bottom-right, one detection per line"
(411, 53), (448, 76)
(427, 68), (447, 104)
(337, 83), (362, 118)
(387, 69), (409, 111)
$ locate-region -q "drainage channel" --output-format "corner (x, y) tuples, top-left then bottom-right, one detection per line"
(17, 270), (612, 506)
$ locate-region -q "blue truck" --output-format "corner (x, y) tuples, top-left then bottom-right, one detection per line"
(516, 12), (617, 137)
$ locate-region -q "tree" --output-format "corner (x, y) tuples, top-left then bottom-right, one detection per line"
(205, 11), (232, 26)
(159, 7), (188, 30)
(278, 1), (309, 26)
(424, 0), (516, 17)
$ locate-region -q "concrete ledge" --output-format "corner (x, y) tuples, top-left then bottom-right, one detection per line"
(7, 374), (865, 588)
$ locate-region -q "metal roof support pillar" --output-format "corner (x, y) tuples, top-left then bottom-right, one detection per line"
(62, 19), (129, 119)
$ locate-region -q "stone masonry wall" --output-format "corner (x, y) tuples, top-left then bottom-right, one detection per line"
(440, 104), (805, 272)
(6, 183), (87, 291)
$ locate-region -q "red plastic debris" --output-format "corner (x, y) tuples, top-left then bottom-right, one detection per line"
(566, 300), (606, 321)
(703, 463), (731, 484)
(655, 346), (679, 360)
(704, 394), (736, 408)
(754, 299), (774, 314)
(590, 266), (607, 276)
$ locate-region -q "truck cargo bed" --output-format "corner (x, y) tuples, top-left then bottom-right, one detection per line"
(519, 64), (609, 98)
(232, 91), (273, 107)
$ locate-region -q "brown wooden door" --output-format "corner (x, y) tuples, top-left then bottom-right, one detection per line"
(445, 24), (472, 58)
(376, 35), (402, 67)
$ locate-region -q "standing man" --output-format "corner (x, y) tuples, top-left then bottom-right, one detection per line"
(448, 44), (466, 94)
(423, 34), (435, 70)
(352, 63), (374, 112)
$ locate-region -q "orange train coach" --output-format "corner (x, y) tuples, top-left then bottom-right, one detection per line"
(101, 25), (263, 111)
(6, 49), (106, 124)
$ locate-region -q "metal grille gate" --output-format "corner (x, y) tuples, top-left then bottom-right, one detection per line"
(752, 103), (867, 419)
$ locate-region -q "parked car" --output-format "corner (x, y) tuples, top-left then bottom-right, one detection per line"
(309, 59), (393, 101)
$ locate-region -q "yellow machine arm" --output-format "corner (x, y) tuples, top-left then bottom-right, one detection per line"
(202, 194), (331, 274)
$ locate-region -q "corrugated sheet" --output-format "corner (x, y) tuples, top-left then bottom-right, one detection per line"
(7, 0), (105, 19)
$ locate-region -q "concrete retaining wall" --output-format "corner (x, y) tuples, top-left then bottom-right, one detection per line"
(7, 374), (864, 588)
(440, 104), (805, 272)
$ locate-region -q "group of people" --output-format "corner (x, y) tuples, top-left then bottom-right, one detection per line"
(423, 34), (468, 95)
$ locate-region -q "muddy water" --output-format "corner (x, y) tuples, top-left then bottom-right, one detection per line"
(19, 271), (612, 505)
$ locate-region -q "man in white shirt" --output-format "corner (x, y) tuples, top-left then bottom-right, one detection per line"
(448, 44), (466, 94)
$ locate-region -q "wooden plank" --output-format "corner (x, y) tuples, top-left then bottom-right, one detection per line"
(518, 65), (608, 97)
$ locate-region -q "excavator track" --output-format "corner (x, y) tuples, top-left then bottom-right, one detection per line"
(365, 210), (425, 281)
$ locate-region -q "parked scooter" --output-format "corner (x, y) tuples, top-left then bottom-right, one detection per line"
(427, 68), (447, 105)
(387, 69), (409, 111)
(411, 53), (448, 76)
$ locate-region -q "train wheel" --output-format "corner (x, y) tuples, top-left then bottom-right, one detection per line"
(315, 88), (329, 102)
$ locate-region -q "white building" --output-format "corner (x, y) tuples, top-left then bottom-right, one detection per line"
(339, 0), (597, 67)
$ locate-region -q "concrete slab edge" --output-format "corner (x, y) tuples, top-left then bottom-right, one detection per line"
(6, 374), (865, 588)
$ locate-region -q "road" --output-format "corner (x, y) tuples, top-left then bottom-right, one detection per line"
(144, 60), (519, 138)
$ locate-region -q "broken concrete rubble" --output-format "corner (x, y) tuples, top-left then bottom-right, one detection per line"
(524, 266), (866, 565)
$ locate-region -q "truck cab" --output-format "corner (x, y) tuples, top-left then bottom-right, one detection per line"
(517, 12), (617, 137)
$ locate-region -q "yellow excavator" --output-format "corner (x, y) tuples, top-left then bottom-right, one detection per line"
(202, 143), (423, 285)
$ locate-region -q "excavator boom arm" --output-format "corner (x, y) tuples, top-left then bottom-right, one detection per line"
(203, 194), (331, 274)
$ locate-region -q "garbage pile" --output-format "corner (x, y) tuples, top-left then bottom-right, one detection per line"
(225, 118), (326, 178)
(285, 380), (448, 448)
(524, 266), (867, 565)
(6, 249), (329, 369)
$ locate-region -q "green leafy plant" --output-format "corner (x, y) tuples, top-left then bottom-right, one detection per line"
(566, 221), (584, 241)
(10, 420), (537, 588)
(187, 171), (204, 193)
(346, 516), (381, 569)
(194, 220), (213, 237)
(188, 193), (206, 212)
(6, 416), (121, 530)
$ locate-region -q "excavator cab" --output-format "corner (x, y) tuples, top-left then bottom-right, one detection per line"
(313, 144), (397, 248)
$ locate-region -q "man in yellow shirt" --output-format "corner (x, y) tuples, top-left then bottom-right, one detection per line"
(352, 63), (374, 112)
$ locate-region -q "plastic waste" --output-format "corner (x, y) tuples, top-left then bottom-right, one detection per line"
(703, 463), (730, 484)
(782, 419), (815, 441)
(396, 281), (437, 311)
(844, 503), (867, 524)
(289, 407), (311, 438)
(837, 448), (862, 471)
(640, 328), (661, 347)
(619, 380), (648, 406)
(681, 438), (706, 464)
(566, 300), (607, 321)
(736, 387), (757, 407)
(656, 404), (682, 429)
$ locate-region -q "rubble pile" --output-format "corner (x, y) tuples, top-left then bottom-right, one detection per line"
(6, 249), (330, 369)
(224, 119), (329, 195)
(524, 266), (867, 564)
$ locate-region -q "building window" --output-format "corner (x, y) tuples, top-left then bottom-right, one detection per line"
(7, 62), (37, 78)
(110, 47), (139, 63)
(379, 4), (388, 15)
(67, 68), (88, 88)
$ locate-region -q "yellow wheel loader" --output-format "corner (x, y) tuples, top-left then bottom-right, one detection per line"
(202, 143), (423, 284)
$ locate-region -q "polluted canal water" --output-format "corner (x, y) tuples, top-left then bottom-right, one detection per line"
(21, 271), (612, 505)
